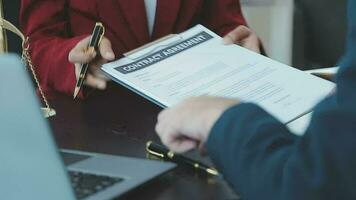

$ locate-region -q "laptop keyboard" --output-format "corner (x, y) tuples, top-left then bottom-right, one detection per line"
(69, 171), (124, 200)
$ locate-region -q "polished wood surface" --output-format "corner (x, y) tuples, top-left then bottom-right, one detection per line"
(49, 82), (238, 200)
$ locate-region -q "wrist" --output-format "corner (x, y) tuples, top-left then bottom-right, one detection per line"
(202, 102), (239, 142)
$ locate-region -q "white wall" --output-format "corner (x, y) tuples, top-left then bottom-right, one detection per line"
(241, 0), (294, 65)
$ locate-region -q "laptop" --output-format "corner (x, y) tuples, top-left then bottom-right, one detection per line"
(0, 55), (175, 200)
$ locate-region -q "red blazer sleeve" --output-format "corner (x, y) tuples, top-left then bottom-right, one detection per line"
(202, 0), (247, 36)
(20, 0), (87, 98)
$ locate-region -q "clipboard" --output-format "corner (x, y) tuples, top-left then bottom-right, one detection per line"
(123, 34), (183, 61)
(102, 24), (336, 124)
(102, 33), (187, 109)
(101, 26), (220, 109)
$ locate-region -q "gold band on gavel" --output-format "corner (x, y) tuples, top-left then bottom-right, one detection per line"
(0, 0), (56, 118)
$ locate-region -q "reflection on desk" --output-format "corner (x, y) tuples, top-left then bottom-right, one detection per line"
(49, 83), (238, 200)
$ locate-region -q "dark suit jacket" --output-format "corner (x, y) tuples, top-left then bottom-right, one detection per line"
(19, 0), (246, 98)
(207, 0), (356, 199)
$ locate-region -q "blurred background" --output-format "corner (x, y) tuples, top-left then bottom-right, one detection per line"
(242, 0), (347, 69)
(2, 0), (348, 70)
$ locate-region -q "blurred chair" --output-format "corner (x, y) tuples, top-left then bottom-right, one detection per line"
(0, 0), (21, 54)
(242, 0), (294, 65)
(293, 0), (347, 70)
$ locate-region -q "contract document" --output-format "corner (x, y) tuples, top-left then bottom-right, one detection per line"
(102, 25), (335, 124)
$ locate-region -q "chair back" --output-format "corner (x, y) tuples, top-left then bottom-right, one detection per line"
(293, 0), (347, 69)
(0, 0), (22, 54)
(0, 0), (8, 53)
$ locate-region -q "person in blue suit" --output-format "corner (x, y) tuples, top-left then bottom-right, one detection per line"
(155, 0), (356, 199)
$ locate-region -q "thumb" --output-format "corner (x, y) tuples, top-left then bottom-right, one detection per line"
(223, 25), (251, 45)
(69, 37), (97, 64)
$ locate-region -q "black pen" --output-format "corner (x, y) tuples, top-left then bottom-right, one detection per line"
(73, 22), (105, 99)
(146, 141), (220, 176)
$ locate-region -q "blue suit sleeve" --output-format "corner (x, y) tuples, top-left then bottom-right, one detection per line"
(207, 97), (356, 199)
(206, 1), (356, 199)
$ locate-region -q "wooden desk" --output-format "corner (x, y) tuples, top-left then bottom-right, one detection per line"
(49, 83), (238, 200)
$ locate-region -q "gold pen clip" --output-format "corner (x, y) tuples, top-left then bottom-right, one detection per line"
(95, 22), (105, 47)
(146, 141), (165, 159)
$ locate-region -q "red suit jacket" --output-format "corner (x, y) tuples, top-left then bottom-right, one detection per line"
(20, 0), (247, 98)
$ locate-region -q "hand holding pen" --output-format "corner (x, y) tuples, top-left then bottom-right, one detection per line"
(69, 23), (115, 99)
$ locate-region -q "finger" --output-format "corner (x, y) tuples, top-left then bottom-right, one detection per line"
(155, 122), (163, 137)
(160, 128), (197, 153)
(241, 35), (261, 53)
(157, 109), (170, 123)
(155, 112), (171, 138)
(89, 62), (110, 81)
(68, 37), (97, 64)
(84, 74), (107, 90)
(169, 139), (198, 154)
(155, 106), (197, 153)
(89, 57), (111, 73)
(156, 115), (181, 147)
(155, 123), (168, 146)
(158, 123), (177, 148)
(88, 58), (108, 72)
(223, 26), (251, 45)
(99, 38), (115, 61)
(155, 109), (170, 134)
(69, 48), (97, 64)
(92, 70), (110, 81)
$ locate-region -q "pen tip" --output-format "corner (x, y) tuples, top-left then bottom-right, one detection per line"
(73, 87), (80, 99)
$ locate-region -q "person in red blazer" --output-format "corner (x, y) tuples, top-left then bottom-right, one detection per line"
(20, 0), (261, 98)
